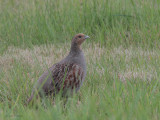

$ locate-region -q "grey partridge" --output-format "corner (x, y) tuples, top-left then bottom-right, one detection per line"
(27, 33), (89, 103)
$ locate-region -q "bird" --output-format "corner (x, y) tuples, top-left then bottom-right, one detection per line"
(27, 33), (89, 103)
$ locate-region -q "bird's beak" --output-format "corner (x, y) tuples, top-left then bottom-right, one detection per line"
(84, 35), (90, 39)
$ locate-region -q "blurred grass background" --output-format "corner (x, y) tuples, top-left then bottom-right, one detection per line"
(0, 0), (159, 49)
(0, 0), (160, 120)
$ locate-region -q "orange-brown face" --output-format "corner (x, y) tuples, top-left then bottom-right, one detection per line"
(72, 33), (90, 46)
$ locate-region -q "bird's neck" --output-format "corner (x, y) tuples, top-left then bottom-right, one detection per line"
(70, 43), (82, 55)
(64, 44), (86, 71)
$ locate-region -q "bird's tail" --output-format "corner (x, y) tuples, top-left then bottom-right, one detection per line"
(26, 93), (34, 104)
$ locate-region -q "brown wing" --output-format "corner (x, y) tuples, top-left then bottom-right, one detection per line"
(43, 63), (84, 95)
(27, 63), (84, 104)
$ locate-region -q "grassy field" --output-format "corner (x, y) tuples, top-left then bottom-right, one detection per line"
(0, 0), (160, 119)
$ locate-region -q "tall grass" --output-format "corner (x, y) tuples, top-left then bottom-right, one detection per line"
(0, 0), (159, 49)
(0, 0), (160, 120)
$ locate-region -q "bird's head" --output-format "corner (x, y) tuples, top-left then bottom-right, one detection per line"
(71, 33), (90, 49)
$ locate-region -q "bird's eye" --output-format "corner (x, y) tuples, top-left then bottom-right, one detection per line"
(78, 36), (82, 38)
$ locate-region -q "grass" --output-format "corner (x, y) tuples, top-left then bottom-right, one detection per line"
(0, 0), (160, 48)
(0, 0), (160, 119)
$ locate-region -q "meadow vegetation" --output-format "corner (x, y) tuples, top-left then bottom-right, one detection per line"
(0, 0), (160, 119)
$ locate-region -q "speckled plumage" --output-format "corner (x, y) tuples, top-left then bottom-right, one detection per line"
(27, 33), (89, 103)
